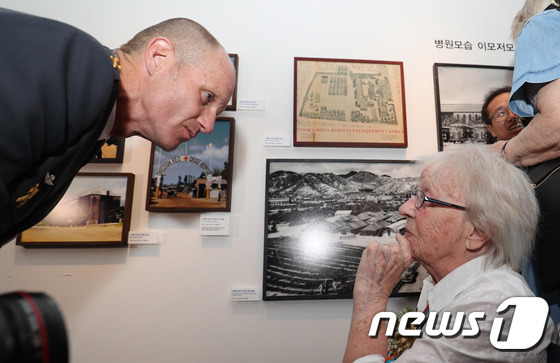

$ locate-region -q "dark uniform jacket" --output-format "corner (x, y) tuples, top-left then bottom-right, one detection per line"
(0, 8), (120, 245)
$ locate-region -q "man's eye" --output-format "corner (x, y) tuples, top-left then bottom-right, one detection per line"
(204, 92), (214, 104)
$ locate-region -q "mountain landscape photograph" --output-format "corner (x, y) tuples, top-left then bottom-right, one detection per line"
(264, 159), (428, 300)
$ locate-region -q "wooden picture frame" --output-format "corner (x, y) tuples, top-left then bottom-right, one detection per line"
(293, 57), (408, 148)
(263, 159), (426, 300)
(433, 63), (514, 151)
(17, 172), (135, 247)
(89, 137), (125, 163)
(226, 54), (239, 111)
(146, 117), (235, 213)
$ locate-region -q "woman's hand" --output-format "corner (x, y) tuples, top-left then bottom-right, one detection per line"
(343, 234), (413, 363)
(353, 234), (413, 304)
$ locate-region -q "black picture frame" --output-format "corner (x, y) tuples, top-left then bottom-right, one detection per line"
(226, 54), (239, 111)
(263, 159), (427, 300)
(89, 137), (125, 163)
(433, 63), (514, 151)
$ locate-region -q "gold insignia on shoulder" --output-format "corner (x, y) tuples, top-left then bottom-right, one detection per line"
(110, 55), (121, 71)
(16, 183), (40, 208)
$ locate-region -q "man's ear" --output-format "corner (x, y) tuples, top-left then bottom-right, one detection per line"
(486, 124), (497, 138)
(144, 37), (174, 76)
(466, 226), (490, 252)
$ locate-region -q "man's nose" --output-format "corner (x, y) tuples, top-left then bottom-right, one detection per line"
(505, 108), (517, 121)
(198, 109), (216, 134)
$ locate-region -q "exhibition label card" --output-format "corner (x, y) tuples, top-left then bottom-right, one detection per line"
(199, 214), (230, 235)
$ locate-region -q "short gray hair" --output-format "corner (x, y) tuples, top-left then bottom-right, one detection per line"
(512, 0), (553, 40)
(417, 144), (538, 271)
(120, 18), (223, 68)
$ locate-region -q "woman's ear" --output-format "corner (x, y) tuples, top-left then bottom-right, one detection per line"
(466, 227), (490, 252)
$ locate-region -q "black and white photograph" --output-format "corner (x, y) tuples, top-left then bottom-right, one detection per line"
(433, 63), (514, 151)
(263, 159), (427, 300)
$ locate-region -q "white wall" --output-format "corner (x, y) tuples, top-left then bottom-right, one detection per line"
(0, 1), (522, 362)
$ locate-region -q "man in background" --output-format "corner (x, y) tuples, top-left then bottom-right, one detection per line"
(0, 8), (235, 245)
(481, 86), (524, 142)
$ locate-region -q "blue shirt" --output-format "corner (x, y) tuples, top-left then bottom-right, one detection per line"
(510, 9), (560, 117)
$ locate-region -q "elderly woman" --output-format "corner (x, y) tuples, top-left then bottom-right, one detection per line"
(343, 144), (554, 363)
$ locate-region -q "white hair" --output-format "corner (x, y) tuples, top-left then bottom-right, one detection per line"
(512, 0), (554, 40)
(417, 144), (539, 271)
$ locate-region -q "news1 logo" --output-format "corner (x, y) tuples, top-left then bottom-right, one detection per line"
(369, 297), (549, 349)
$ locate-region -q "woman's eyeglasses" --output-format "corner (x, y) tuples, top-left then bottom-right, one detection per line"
(412, 190), (467, 211)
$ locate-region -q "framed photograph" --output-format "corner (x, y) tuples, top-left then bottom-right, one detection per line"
(146, 117), (235, 213)
(433, 63), (514, 151)
(293, 57), (408, 148)
(226, 54), (239, 111)
(89, 137), (125, 163)
(16, 172), (135, 247)
(263, 159), (427, 300)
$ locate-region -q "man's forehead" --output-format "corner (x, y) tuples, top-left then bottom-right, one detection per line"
(216, 54), (236, 96)
(490, 93), (510, 108)
(194, 52), (233, 88)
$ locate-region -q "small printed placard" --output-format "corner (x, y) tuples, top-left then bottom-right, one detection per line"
(237, 99), (265, 111)
(264, 136), (290, 147)
(128, 231), (159, 245)
(200, 214), (230, 235)
(230, 288), (261, 302)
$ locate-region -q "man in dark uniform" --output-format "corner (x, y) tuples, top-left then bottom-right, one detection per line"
(0, 8), (235, 246)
